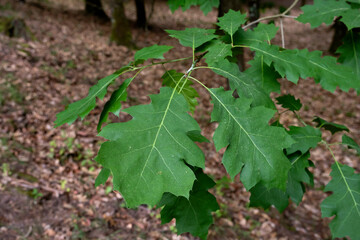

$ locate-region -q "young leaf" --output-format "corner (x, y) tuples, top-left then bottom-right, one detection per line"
(208, 59), (274, 108)
(210, 88), (294, 190)
(166, 28), (216, 48)
(162, 70), (199, 113)
(204, 41), (232, 65)
(54, 65), (132, 127)
(313, 117), (349, 134)
(95, 168), (111, 187)
(97, 78), (131, 132)
(337, 31), (360, 81)
(286, 126), (322, 155)
(244, 55), (281, 94)
(134, 44), (173, 62)
(217, 10), (247, 38)
(296, 0), (351, 28)
(321, 163), (360, 240)
(342, 135), (360, 155)
(96, 87), (205, 207)
(159, 168), (219, 240)
(276, 94), (302, 112)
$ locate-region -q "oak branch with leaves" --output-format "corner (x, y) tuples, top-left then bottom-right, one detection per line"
(55, 0), (360, 239)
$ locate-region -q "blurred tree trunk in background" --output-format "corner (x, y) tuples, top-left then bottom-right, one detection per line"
(248, 0), (260, 27)
(135, 0), (147, 29)
(85, 0), (109, 20)
(110, 0), (134, 48)
(218, 0), (243, 18)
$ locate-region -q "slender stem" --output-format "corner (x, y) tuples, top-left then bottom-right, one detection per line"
(138, 57), (192, 69)
(280, 18), (285, 48)
(242, 0), (299, 30)
(294, 111), (307, 126)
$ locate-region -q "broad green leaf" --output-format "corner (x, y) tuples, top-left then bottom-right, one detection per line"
(217, 10), (246, 38)
(186, 130), (210, 143)
(249, 183), (289, 212)
(244, 55), (281, 95)
(97, 78), (131, 132)
(162, 70), (199, 113)
(321, 162), (360, 239)
(296, 0), (351, 28)
(337, 31), (360, 82)
(209, 59), (274, 108)
(210, 88), (294, 190)
(341, 8), (360, 30)
(159, 168), (219, 240)
(204, 41), (232, 64)
(287, 152), (314, 204)
(54, 65), (132, 127)
(166, 28), (216, 49)
(197, 0), (219, 15)
(276, 94), (302, 111)
(250, 152), (314, 211)
(96, 87), (205, 207)
(342, 135), (360, 155)
(233, 23), (279, 45)
(286, 126), (322, 155)
(134, 44), (173, 62)
(313, 116), (349, 134)
(95, 168), (111, 187)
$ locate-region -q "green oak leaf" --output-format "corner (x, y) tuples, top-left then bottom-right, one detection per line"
(244, 55), (281, 95)
(166, 28), (216, 49)
(209, 58), (274, 108)
(276, 94), (302, 111)
(167, 0), (219, 15)
(210, 88), (294, 190)
(95, 168), (111, 187)
(96, 87), (205, 207)
(233, 23), (279, 45)
(204, 41), (232, 65)
(250, 152), (314, 211)
(159, 168), (219, 240)
(197, 0), (219, 15)
(97, 78), (131, 132)
(186, 130), (210, 143)
(249, 183), (289, 212)
(287, 152), (314, 204)
(341, 8), (360, 30)
(55, 65), (132, 127)
(134, 44), (173, 62)
(296, 0), (351, 28)
(162, 70), (199, 113)
(321, 162), (360, 240)
(217, 10), (247, 38)
(286, 126), (322, 155)
(342, 135), (360, 155)
(313, 116), (349, 134)
(337, 31), (360, 82)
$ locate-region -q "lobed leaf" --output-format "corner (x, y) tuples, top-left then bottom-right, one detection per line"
(134, 44), (173, 62)
(276, 94), (302, 112)
(342, 135), (360, 155)
(217, 10), (247, 38)
(97, 78), (131, 132)
(54, 65), (132, 127)
(166, 28), (216, 49)
(286, 126), (322, 155)
(162, 70), (199, 113)
(96, 87), (205, 207)
(159, 168), (219, 240)
(210, 88), (294, 190)
(204, 40), (232, 65)
(313, 116), (349, 134)
(321, 163), (360, 239)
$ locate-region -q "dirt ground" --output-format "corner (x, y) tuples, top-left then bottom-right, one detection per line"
(0, 0), (359, 239)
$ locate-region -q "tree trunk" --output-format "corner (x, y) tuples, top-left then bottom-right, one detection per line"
(85, 0), (109, 20)
(135, 0), (147, 29)
(110, 0), (134, 48)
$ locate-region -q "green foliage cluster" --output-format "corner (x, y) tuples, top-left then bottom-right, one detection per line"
(56, 0), (360, 239)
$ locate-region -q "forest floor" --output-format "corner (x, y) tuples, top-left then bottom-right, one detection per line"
(0, 0), (360, 239)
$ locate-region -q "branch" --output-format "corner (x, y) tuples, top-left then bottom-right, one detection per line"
(242, 0), (299, 30)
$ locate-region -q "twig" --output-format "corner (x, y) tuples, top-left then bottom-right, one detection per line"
(280, 17), (285, 48)
(242, 0), (299, 30)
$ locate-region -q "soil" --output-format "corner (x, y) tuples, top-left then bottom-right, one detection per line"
(0, 0), (359, 239)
